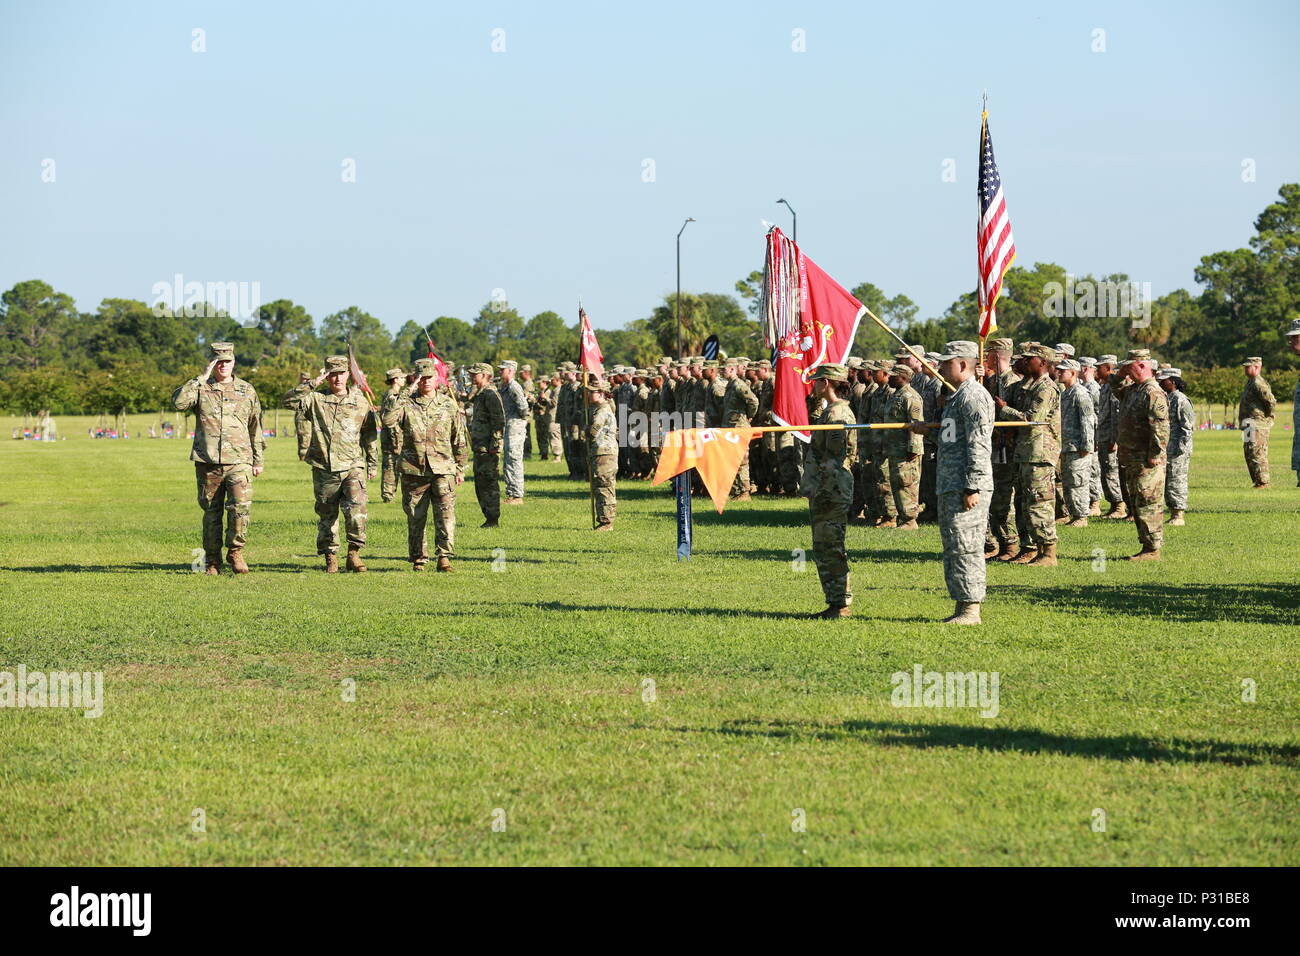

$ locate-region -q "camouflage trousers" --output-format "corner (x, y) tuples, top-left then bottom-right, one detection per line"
(568, 430), (587, 479)
(381, 449), (401, 503)
(503, 419), (526, 499)
(547, 420), (562, 458)
(401, 471), (457, 561)
(777, 435), (804, 494)
(195, 462), (252, 563)
(988, 461), (1019, 547)
(1016, 462), (1057, 546)
(940, 490), (991, 603)
(473, 450), (501, 520)
(919, 447), (937, 519)
(1243, 426), (1270, 485)
(1119, 460), (1164, 550)
(731, 445), (752, 498)
(1099, 447), (1122, 503)
(592, 453), (617, 526)
(808, 468), (853, 606)
(1164, 452), (1190, 511)
(523, 418), (533, 458)
(1088, 447), (1101, 504)
(313, 466), (368, 555)
(870, 458), (897, 520)
(889, 456), (921, 521)
(850, 461), (867, 518)
(1061, 451), (1092, 519)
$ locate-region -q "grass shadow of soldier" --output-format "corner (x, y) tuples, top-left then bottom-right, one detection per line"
(995, 582), (1299, 626)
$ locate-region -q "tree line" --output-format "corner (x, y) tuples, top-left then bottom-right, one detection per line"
(3, 185), (1297, 419)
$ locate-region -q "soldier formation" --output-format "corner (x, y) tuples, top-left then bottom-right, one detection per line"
(173, 321), (1300, 625)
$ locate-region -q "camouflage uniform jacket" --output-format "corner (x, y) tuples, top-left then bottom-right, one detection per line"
(172, 375), (264, 467)
(1117, 379), (1169, 463)
(705, 377), (727, 427)
(380, 384), (409, 454)
(805, 398), (857, 479)
(722, 377), (759, 426)
(755, 378), (774, 425)
(998, 375), (1061, 464)
(1166, 388), (1195, 459)
(1060, 383), (1096, 454)
(867, 383), (896, 457)
(382, 390), (467, 477)
(1096, 380), (1119, 447)
(284, 383), (379, 473)
(1238, 376), (1276, 426)
(884, 383), (924, 459)
(588, 399), (618, 456)
(985, 368), (1021, 464)
(918, 375), (943, 449)
(501, 379), (529, 423)
(470, 383), (505, 453)
(937, 377), (994, 495)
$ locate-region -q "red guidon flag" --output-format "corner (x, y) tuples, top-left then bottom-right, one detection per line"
(762, 228), (865, 441)
(347, 341), (376, 404)
(424, 331), (450, 387)
(579, 307), (604, 377)
(652, 426), (764, 513)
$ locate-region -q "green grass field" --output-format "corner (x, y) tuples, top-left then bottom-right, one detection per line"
(1, 414), (1297, 866)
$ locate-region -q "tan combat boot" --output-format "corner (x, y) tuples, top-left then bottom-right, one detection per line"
(896, 518), (919, 530)
(1028, 543), (1058, 566)
(346, 548), (367, 573)
(436, 557), (453, 573)
(1127, 546), (1161, 561)
(594, 521), (614, 532)
(1168, 510), (1185, 526)
(1089, 501), (1102, 516)
(227, 549), (249, 574)
(1106, 501), (1128, 519)
(204, 562), (220, 576)
(876, 518), (897, 529)
(480, 518), (499, 528)
(1065, 517), (1088, 528)
(942, 602), (982, 625)
(812, 604), (851, 619)
(989, 542), (1017, 562)
(1010, 546), (1038, 564)
(325, 553), (339, 573)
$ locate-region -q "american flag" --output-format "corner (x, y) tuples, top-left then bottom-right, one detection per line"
(977, 113), (1016, 337)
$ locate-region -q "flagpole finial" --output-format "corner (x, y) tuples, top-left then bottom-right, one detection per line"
(981, 90), (988, 120)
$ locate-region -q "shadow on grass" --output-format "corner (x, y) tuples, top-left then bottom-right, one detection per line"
(690, 717), (1300, 767)
(4, 562), (309, 574)
(996, 582), (1300, 625)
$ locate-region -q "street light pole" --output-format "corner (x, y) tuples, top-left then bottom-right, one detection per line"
(675, 217), (695, 358)
(777, 198), (796, 243)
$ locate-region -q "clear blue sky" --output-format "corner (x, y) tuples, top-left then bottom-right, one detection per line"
(3, 0), (1298, 332)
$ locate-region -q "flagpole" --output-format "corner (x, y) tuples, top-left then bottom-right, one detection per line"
(580, 305), (598, 530)
(859, 305), (956, 392)
(977, 94), (990, 371)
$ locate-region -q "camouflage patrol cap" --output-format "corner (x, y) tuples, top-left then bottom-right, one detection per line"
(1079, 356), (1097, 368)
(702, 359), (719, 369)
(925, 352), (941, 365)
(385, 367), (406, 382)
(1119, 348), (1151, 366)
(413, 358), (438, 378)
(659, 356), (674, 365)
(755, 359), (772, 370)
(1055, 343), (1076, 357)
(889, 364), (915, 380)
(1097, 354), (1119, 365)
(498, 359), (517, 371)
(987, 337), (1014, 353)
(521, 364), (532, 372)
(1027, 344), (1058, 362)
(937, 340), (979, 361)
(585, 377), (609, 392)
(809, 363), (849, 382)
(647, 367), (663, 378)
(468, 362), (494, 376)
(1058, 358), (1081, 372)
(557, 361), (575, 372)
(1286, 318), (1300, 337)
(634, 368), (648, 377)
(894, 348), (917, 361)
(1156, 366), (1182, 380)
(723, 356), (739, 368)
(846, 356), (864, 369)
(324, 355), (350, 373)
(208, 341), (235, 361)
(1242, 356), (1263, 366)
(735, 356), (751, 365)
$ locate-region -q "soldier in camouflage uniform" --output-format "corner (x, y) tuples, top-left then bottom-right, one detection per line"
(854, 361), (880, 521)
(534, 374), (559, 462)
(867, 361), (897, 525)
(979, 339), (1020, 560)
(382, 357), (467, 571)
(916, 354), (944, 523)
(379, 367), (408, 503)
(1289, 319), (1300, 484)
(1116, 349), (1169, 559)
(1157, 367), (1194, 526)
(498, 360), (528, 504)
(721, 357), (759, 499)
(884, 364), (924, 529)
(1079, 357), (1103, 514)
(703, 359), (726, 428)
(1057, 359), (1096, 527)
(468, 363), (505, 527)
(933, 342), (994, 625)
(171, 341), (264, 574)
(995, 343), (1062, 566)
(557, 363), (579, 477)
(846, 358), (868, 519)
(1094, 354), (1126, 518)
(520, 364), (537, 460)
(284, 356), (379, 573)
(587, 380), (618, 530)
(801, 364), (857, 618)
(1239, 356), (1276, 488)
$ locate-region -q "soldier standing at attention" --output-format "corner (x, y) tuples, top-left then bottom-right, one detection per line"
(1288, 319), (1300, 484)
(884, 364), (924, 530)
(930, 342), (993, 625)
(1079, 357), (1103, 515)
(1239, 356), (1276, 488)
(468, 363), (505, 527)
(801, 364), (857, 619)
(498, 360), (528, 505)
(586, 380), (618, 531)
(171, 342), (264, 574)
(721, 357), (759, 500)
(1057, 359), (1096, 528)
(534, 374), (557, 463)
(382, 358), (466, 572)
(867, 361), (898, 526)
(1116, 350), (1169, 560)
(1094, 354), (1126, 518)
(519, 364), (537, 460)
(994, 344), (1061, 566)
(1157, 366), (1194, 526)
(379, 367), (408, 504)
(284, 356), (379, 573)
(978, 338), (1019, 559)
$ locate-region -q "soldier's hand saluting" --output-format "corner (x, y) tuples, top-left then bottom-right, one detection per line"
(200, 359), (218, 384)
(311, 368), (328, 388)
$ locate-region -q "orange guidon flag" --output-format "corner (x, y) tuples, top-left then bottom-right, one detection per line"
(652, 427), (764, 513)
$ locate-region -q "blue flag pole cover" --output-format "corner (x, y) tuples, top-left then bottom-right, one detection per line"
(674, 472), (692, 560)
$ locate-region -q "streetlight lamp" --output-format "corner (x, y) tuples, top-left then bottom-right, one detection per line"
(675, 217), (695, 358)
(777, 198), (796, 243)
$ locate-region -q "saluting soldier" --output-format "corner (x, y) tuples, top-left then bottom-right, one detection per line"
(171, 342), (264, 574)
(284, 356), (380, 573)
(801, 364), (857, 618)
(382, 357), (466, 572)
